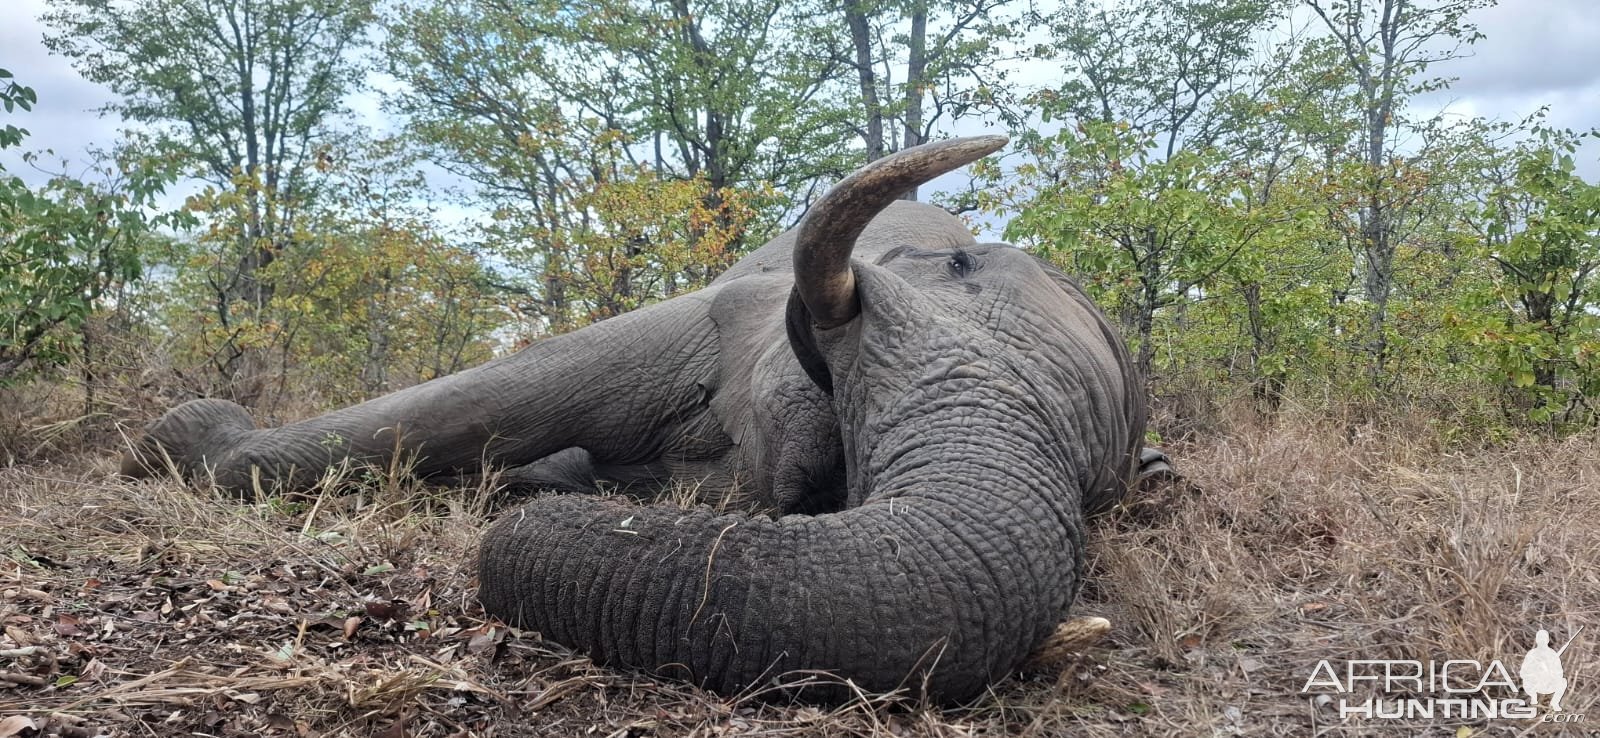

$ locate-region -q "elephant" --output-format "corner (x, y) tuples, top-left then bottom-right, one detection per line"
(120, 136), (1162, 704)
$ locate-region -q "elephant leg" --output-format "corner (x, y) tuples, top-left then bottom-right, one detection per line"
(1137, 447), (1175, 485)
(123, 293), (728, 497)
(432, 447), (600, 497)
(491, 452), (728, 500)
(494, 447), (599, 495)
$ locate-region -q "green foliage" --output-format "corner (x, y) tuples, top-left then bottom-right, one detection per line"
(1300, 0), (1496, 376)
(0, 69), (185, 384)
(43, 0), (376, 404)
(989, 119), (1352, 401)
(541, 151), (773, 325)
(42, 0), (373, 187)
(999, 122), (1259, 316)
(979, 0), (1600, 437)
(385, 0), (848, 205)
(1031, 0), (1289, 147)
(384, 0), (813, 333)
(816, 0), (1023, 164)
(0, 68), (37, 149)
(982, 0), (1293, 380)
(151, 140), (507, 407)
(1453, 127), (1600, 424)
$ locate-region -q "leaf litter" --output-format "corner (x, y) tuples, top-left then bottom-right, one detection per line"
(3, 414), (1598, 737)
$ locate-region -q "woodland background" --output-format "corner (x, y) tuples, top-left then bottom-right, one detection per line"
(2, 0), (1597, 456)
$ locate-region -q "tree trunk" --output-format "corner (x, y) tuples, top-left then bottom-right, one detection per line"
(843, 0), (884, 161)
(1521, 290), (1559, 390)
(1360, 202), (1392, 377)
(81, 315), (97, 417)
(1359, 41), (1394, 378)
(1243, 282), (1282, 409)
(1360, 0), (1401, 379)
(900, 2), (927, 200)
(1136, 234), (1162, 383)
(361, 267), (393, 397)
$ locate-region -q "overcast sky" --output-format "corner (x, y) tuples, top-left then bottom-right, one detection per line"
(2, 0), (1596, 195)
(1412, 0), (1600, 146)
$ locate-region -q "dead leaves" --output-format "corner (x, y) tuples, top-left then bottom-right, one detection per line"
(0, 713), (98, 738)
(0, 534), (515, 737)
(0, 716), (32, 738)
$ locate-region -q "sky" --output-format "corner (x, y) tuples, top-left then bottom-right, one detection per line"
(1409, 0), (1600, 170)
(2, 0), (1597, 201)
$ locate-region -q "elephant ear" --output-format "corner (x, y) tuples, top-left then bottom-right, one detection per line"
(1039, 263), (1149, 515)
(784, 288), (833, 394)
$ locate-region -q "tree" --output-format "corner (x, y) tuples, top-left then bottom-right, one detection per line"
(1035, 0), (1288, 154)
(1302, 0), (1494, 375)
(983, 0), (1289, 381)
(992, 122), (1290, 382)
(1456, 127), (1600, 423)
(548, 153), (768, 324)
(44, 0), (375, 403)
(614, 0), (850, 198)
(828, 0), (1018, 199)
(155, 138), (508, 410)
(265, 144), (509, 405)
(385, 0), (845, 333)
(0, 69), (184, 385)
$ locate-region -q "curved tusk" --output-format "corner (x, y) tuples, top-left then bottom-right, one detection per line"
(1021, 616), (1113, 673)
(793, 135), (1007, 329)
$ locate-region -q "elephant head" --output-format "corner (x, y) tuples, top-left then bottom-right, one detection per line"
(477, 137), (1146, 702)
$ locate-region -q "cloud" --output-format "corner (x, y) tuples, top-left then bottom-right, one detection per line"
(1445, 0), (1600, 99)
(1, 1), (125, 184)
(1409, 0), (1600, 177)
(3, 0), (1596, 191)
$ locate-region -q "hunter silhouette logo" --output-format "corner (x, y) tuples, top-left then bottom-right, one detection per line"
(1521, 628), (1575, 711)
(1301, 627), (1585, 723)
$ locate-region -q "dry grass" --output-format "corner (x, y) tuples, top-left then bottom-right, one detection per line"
(1, 413), (1597, 737)
(1070, 411), (1600, 737)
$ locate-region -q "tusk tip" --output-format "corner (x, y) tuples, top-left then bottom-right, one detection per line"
(959, 133), (1009, 151)
(907, 134), (1008, 165)
(1021, 616), (1113, 673)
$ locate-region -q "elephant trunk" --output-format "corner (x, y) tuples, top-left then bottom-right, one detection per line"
(792, 136), (1006, 329)
(476, 389), (1082, 702)
(475, 134), (1094, 702)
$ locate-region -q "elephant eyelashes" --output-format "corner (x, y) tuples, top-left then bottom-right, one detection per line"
(875, 245), (915, 264)
(947, 250), (977, 277)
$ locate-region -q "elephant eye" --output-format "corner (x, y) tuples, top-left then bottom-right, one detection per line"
(947, 251), (976, 277)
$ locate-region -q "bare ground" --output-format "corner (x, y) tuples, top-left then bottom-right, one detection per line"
(1, 414), (1597, 737)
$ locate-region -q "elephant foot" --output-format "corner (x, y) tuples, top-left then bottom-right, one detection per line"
(119, 399), (257, 481)
(1137, 447), (1175, 486)
(1021, 616), (1112, 672)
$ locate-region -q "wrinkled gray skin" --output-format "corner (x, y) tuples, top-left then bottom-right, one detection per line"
(122, 137), (1150, 703)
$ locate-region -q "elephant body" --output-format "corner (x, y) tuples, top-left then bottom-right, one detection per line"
(123, 138), (1151, 703)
